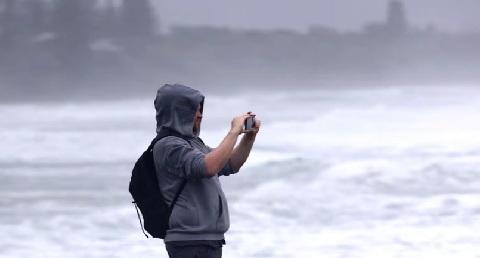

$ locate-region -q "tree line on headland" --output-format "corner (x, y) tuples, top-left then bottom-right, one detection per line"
(1, 0), (479, 101)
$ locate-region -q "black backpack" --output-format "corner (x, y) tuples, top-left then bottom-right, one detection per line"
(129, 132), (189, 239)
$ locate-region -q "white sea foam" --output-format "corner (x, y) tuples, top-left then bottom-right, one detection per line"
(1, 85), (480, 257)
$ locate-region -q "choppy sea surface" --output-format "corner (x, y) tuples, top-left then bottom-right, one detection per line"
(1, 86), (480, 258)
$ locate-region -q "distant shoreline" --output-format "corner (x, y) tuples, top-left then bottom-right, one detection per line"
(1, 80), (478, 104)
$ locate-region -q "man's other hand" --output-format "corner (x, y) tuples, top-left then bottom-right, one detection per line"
(230, 113), (251, 135)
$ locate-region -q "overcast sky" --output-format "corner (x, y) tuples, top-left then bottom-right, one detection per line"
(153, 0), (480, 33)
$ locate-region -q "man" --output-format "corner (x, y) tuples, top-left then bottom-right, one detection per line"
(153, 84), (261, 258)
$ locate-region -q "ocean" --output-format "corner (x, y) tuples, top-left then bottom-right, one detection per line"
(1, 86), (479, 258)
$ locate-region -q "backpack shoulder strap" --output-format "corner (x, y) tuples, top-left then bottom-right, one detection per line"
(150, 130), (194, 151)
(166, 134), (190, 211)
(151, 132), (191, 212)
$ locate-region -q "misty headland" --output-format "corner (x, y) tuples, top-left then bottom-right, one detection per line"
(1, 0), (480, 102)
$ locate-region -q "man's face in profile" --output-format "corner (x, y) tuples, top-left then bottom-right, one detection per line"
(193, 104), (202, 134)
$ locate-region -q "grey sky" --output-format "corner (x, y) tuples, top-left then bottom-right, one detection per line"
(153, 0), (480, 33)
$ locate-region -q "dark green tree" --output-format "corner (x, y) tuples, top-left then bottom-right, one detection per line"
(50, 0), (98, 76)
(51, 0), (97, 49)
(0, 0), (15, 48)
(23, 0), (49, 37)
(120, 0), (157, 41)
(98, 0), (121, 39)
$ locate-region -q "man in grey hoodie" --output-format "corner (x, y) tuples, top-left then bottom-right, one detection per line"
(153, 84), (261, 258)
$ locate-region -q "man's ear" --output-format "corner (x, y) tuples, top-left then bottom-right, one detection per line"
(199, 98), (204, 114)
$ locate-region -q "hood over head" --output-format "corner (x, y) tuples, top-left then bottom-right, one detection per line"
(154, 84), (205, 138)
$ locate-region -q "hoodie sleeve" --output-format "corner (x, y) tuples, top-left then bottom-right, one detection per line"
(156, 136), (209, 179)
(218, 159), (238, 177)
(205, 145), (239, 177)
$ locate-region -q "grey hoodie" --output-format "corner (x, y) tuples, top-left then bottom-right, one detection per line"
(152, 84), (238, 242)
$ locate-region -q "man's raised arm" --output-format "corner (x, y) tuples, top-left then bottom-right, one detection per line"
(229, 116), (261, 172)
(204, 113), (252, 176)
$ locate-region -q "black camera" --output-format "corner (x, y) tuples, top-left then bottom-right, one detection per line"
(244, 116), (256, 131)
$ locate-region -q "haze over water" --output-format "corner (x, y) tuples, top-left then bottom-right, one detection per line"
(2, 0), (480, 257)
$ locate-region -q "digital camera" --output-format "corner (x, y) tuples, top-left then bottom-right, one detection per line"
(244, 116), (256, 131)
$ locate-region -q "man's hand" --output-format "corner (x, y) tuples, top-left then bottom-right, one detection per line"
(230, 113), (252, 135)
